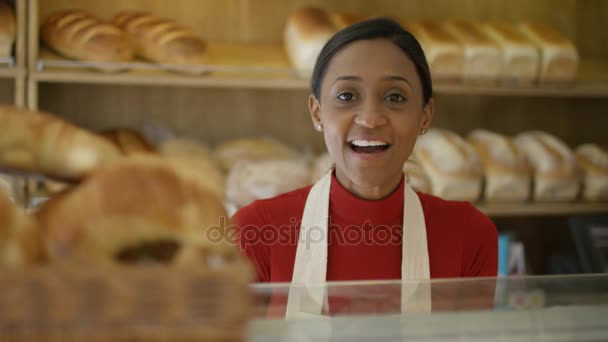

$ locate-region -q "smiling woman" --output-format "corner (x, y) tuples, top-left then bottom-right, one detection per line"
(232, 18), (498, 313)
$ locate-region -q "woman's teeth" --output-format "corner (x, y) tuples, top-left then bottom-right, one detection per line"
(349, 140), (390, 153)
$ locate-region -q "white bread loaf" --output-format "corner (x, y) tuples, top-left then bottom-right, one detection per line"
(468, 129), (531, 202)
(0, 1), (15, 57)
(443, 19), (502, 82)
(214, 137), (301, 173)
(575, 144), (608, 201)
(481, 21), (540, 84)
(413, 128), (483, 201)
(225, 159), (311, 208)
(310, 151), (333, 183)
(518, 22), (578, 83)
(284, 7), (337, 78)
(403, 157), (431, 194)
(402, 20), (465, 81)
(513, 131), (580, 201)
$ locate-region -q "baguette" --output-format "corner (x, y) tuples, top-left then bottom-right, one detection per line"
(0, 105), (122, 181)
(518, 21), (578, 83)
(0, 1), (16, 57)
(112, 11), (208, 66)
(41, 9), (134, 63)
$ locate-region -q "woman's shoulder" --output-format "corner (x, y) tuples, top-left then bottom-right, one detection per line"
(230, 184), (314, 226)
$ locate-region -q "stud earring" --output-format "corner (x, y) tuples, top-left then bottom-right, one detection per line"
(317, 124), (323, 132)
(420, 128), (427, 135)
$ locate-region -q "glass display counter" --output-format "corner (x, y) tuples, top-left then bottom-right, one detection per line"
(247, 274), (608, 341)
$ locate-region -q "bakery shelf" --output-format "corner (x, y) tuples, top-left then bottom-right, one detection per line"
(477, 202), (608, 217)
(0, 57), (18, 79)
(32, 49), (608, 98)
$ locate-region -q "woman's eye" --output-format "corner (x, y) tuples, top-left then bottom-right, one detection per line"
(337, 92), (355, 101)
(386, 94), (405, 102)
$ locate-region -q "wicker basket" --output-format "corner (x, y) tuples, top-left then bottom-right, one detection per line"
(0, 261), (252, 341)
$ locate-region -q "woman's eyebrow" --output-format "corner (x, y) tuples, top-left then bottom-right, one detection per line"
(332, 75), (362, 86)
(383, 75), (412, 88)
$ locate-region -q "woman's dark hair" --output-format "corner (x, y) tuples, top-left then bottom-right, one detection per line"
(311, 18), (433, 105)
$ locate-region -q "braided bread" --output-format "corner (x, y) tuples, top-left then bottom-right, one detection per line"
(41, 9), (134, 62)
(112, 11), (207, 66)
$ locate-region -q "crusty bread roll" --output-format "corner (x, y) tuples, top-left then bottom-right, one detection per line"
(413, 128), (483, 202)
(99, 128), (156, 156)
(403, 157), (431, 194)
(0, 1), (16, 57)
(0, 105), (122, 181)
(285, 7), (337, 77)
(330, 13), (365, 30)
(0, 190), (44, 268)
(112, 11), (207, 66)
(513, 131), (580, 202)
(481, 21), (540, 84)
(40, 155), (238, 267)
(443, 19), (502, 82)
(468, 129), (531, 202)
(214, 137), (301, 173)
(158, 138), (225, 201)
(225, 159), (311, 208)
(402, 20), (465, 81)
(575, 144), (608, 201)
(518, 21), (578, 83)
(41, 9), (134, 63)
(310, 151), (333, 183)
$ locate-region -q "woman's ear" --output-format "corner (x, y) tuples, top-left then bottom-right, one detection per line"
(420, 98), (435, 133)
(309, 94), (323, 131)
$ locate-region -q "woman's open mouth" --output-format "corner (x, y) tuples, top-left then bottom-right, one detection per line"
(348, 139), (391, 154)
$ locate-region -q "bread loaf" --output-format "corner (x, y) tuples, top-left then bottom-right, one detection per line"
(112, 11), (208, 66)
(518, 21), (578, 83)
(481, 21), (540, 84)
(99, 128), (156, 156)
(413, 128), (483, 201)
(0, 190), (44, 268)
(402, 20), (465, 81)
(403, 157), (431, 194)
(214, 137), (301, 173)
(0, 1), (16, 57)
(575, 144), (608, 201)
(443, 19), (502, 82)
(285, 7), (337, 77)
(41, 9), (134, 63)
(513, 131), (579, 201)
(0, 105), (122, 181)
(225, 159), (311, 208)
(468, 129), (531, 202)
(39, 155), (237, 267)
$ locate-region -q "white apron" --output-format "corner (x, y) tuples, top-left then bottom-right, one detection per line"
(285, 171), (432, 319)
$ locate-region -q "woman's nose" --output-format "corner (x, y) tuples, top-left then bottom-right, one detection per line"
(354, 100), (388, 128)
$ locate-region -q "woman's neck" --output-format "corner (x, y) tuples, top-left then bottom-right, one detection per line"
(334, 168), (403, 200)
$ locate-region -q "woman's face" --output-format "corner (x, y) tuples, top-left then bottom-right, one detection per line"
(309, 38), (434, 192)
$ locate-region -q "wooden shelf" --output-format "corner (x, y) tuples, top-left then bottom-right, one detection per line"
(477, 202), (608, 218)
(32, 49), (608, 98)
